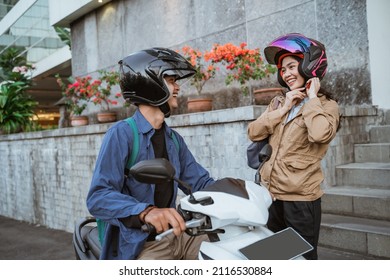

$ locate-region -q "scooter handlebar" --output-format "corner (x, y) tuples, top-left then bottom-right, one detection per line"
(141, 217), (207, 241)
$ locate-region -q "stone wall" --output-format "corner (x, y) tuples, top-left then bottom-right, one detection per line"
(0, 105), (380, 232)
(0, 124), (106, 232)
(70, 0), (372, 119)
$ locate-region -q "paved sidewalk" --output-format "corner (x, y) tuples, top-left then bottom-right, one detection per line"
(0, 215), (74, 260)
(0, 215), (378, 260)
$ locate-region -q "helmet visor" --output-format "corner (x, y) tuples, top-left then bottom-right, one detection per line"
(149, 59), (195, 78)
(163, 69), (193, 87)
(264, 34), (312, 64)
(147, 59), (195, 89)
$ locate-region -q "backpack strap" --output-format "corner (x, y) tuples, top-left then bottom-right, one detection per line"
(97, 117), (139, 247)
(171, 130), (180, 154)
(125, 117), (139, 169)
(97, 119), (181, 249)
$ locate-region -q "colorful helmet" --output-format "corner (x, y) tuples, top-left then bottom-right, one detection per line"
(264, 33), (327, 88)
(118, 47), (195, 117)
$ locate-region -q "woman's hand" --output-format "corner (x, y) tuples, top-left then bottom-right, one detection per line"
(305, 77), (320, 99)
(280, 87), (306, 115)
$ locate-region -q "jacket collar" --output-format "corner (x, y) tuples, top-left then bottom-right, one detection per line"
(132, 109), (173, 136)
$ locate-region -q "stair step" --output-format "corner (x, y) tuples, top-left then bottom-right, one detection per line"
(370, 125), (390, 143)
(355, 143), (390, 163)
(318, 246), (380, 260)
(336, 162), (390, 189)
(322, 186), (390, 221)
(320, 214), (390, 259)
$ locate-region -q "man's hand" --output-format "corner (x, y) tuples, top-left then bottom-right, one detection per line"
(143, 207), (186, 236)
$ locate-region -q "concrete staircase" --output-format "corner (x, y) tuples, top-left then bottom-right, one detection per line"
(320, 125), (390, 259)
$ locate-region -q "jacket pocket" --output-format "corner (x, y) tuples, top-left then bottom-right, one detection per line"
(285, 158), (314, 170)
(280, 154), (322, 195)
(284, 152), (321, 170)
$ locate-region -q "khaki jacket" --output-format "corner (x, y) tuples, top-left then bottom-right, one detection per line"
(247, 95), (340, 201)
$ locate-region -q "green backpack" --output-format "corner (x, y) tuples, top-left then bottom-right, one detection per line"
(96, 117), (180, 245)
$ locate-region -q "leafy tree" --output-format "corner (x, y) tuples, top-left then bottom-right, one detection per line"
(54, 27), (71, 49)
(0, 47), (28, 82)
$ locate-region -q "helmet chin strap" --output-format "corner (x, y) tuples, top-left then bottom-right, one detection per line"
(159, 103), (171, 118)
(160, 78), (173, 118)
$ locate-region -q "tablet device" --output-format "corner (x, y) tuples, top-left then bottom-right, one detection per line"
(239, 227), (313, 260)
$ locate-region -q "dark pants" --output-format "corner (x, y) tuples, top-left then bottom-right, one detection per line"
(267, 198), (322, 260)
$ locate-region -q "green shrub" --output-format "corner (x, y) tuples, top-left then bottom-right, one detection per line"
(0, 81), (38, 134)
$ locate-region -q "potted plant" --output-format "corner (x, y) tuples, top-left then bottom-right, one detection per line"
(0, 81), (38, 134)
(0, 49), (38, 134)
(206, 42), (279, 103)
(56, 74), (92, 126)
(89, 69), (121, 123)
(179, 46), (218, 113)
(56, 70), (123, 125)
(252, 87), (284, 105)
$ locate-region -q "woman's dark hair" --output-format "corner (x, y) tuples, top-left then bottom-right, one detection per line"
(318, 88), (338, 103)
(319, 88), (342, 132)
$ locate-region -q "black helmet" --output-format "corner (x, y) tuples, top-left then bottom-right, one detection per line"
(264, 33), (327, 88)
(118, 47), (196, 116)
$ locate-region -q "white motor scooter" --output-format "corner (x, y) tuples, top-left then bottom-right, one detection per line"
(178, 178), (278, 260)
(131, 146), (312, 260)
(74, 144), (312, 260)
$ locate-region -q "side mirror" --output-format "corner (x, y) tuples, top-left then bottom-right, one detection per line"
(129, 158), (175, 184)
(129, 158), (202, 205)
(255, 143), (272, 185)
(259, 143), (272, 163)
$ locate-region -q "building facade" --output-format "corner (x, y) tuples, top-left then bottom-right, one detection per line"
(51, 0), (390, 111)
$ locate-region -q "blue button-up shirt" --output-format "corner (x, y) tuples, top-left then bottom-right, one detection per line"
(86, 110), (215, 259)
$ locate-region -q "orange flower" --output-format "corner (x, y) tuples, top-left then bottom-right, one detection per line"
(178, 42), (276, 96)
(178, 45), (218, 95)
(205, 42), (276, 95)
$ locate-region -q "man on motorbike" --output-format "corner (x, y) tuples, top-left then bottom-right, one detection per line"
(86, 47), (215, 260)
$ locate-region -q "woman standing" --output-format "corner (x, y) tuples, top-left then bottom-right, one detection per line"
(247, 33), (340, 259)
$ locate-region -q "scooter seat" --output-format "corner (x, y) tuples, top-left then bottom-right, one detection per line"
(82, 226), (101, 259)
